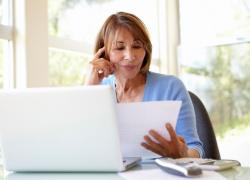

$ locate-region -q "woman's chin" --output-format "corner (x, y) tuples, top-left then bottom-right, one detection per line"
(115, 70), (139, 79)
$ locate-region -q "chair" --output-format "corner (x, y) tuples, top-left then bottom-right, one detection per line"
(189, 91), (221, 159)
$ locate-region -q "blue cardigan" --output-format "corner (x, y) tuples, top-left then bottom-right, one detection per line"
(102, 71), (204, 157)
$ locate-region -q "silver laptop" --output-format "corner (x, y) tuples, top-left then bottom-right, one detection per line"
(5, 172), (124, 180)
(0, 85), (140, 172)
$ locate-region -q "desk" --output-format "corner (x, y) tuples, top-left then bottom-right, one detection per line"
(0, 164), (250, 180)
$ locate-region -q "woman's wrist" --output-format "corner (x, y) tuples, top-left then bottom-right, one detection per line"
(187, 148), (200, 158)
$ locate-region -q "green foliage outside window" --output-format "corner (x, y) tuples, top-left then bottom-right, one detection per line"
(48, 0), (111, 36)
(49, 49), (90, 86)
(48, 0), (96, 86)
(182, 44), (250, 137)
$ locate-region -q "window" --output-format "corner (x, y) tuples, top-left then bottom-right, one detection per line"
(180, 0), (250, 46)
(0, 40), (3, 88)
(0, 0), (3, 88)
(49, 48), (89, 86)
(48, 0), (161, 86)
(0, 0), (2, 23)
(0, 0), (12, 162)
(0, 0), (12, 88)
(179, 0), (250, 165)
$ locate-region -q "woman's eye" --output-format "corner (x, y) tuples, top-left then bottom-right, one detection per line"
(133, 44), (143, 49)
(133, 45), (142, 49)
(133, 41), (143, 49)
(115, 46), (125, 50)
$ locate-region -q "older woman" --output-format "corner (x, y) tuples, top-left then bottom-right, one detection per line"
(86, 12), (203, 158)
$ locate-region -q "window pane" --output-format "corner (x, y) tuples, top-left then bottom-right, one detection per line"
(179, 0), (250, 165)
(180, 0), (250, 45)
(0, 0), (10, 25)
(48, 0), (160, 85)
(0, 0), (2, 23)
(49, 48), (90, 86)
(0, 40), (3, 88)
(48, 0), (159, 53)
(179, 43), (250, 165)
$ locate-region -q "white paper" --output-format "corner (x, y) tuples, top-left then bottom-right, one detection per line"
(116, 101), (182, 159)
(119, 168), (227, 180)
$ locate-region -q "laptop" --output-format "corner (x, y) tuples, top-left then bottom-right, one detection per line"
(0, 85), (140, 172)
(5, 172), (124, 180)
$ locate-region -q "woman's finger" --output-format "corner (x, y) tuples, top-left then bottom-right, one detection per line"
(149, 129), (170, 147)
(143, 135), (165, 154)
(91, 59), (113, 75)
(144, 135), (164, 155)
(141, 142), (164, 156)
(165, 123), (178, 143)
(93, 47), (105, 59)
(178, 136), (186, 143)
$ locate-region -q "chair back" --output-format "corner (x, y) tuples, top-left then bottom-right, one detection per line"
(189, 91), (221, 159)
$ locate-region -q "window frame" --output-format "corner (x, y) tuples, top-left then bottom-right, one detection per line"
(0, 0), (14, 89)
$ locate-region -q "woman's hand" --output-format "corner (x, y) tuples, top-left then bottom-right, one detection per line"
(85, 47), (115, 85)
(141, 123), (189, 158)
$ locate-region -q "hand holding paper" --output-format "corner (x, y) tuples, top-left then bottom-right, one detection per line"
(141, 123), (189, 158)
(116, 101), (182, 159)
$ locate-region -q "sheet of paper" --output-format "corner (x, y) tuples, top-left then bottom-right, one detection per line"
(116, 101), (182, 159)
(119, 168), (227, 180)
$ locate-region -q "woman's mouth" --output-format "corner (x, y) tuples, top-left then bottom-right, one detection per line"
(122, 65), (137, 71)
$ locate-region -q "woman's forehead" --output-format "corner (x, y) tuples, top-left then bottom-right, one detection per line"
(113, 27), (133, 39)
(112, 27), (143, 43)
(106, 27), (143, 51)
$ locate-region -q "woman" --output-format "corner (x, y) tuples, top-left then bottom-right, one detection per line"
(86, 12), (204, 158)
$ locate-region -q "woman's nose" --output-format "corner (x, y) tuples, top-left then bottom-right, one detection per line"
(124, 48), (135, 61)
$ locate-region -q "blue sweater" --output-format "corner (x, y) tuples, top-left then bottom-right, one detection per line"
(102, 71), (204, 157)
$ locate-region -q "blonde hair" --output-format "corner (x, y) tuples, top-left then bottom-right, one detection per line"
(94, 12), (152, 74)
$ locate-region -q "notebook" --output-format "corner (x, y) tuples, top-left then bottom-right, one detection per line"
(0, 85), (140, 172)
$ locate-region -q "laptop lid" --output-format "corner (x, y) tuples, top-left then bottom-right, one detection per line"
(0, 85), (133, 172)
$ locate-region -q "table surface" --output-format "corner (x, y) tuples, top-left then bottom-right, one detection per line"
(0, 164), (249, 180)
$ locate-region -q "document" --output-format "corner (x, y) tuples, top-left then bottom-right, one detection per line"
(119, 168), (227, 180)
(116, 101), (182, 159)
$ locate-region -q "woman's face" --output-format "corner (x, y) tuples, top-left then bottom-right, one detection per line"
(108, 28), (146, 79)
